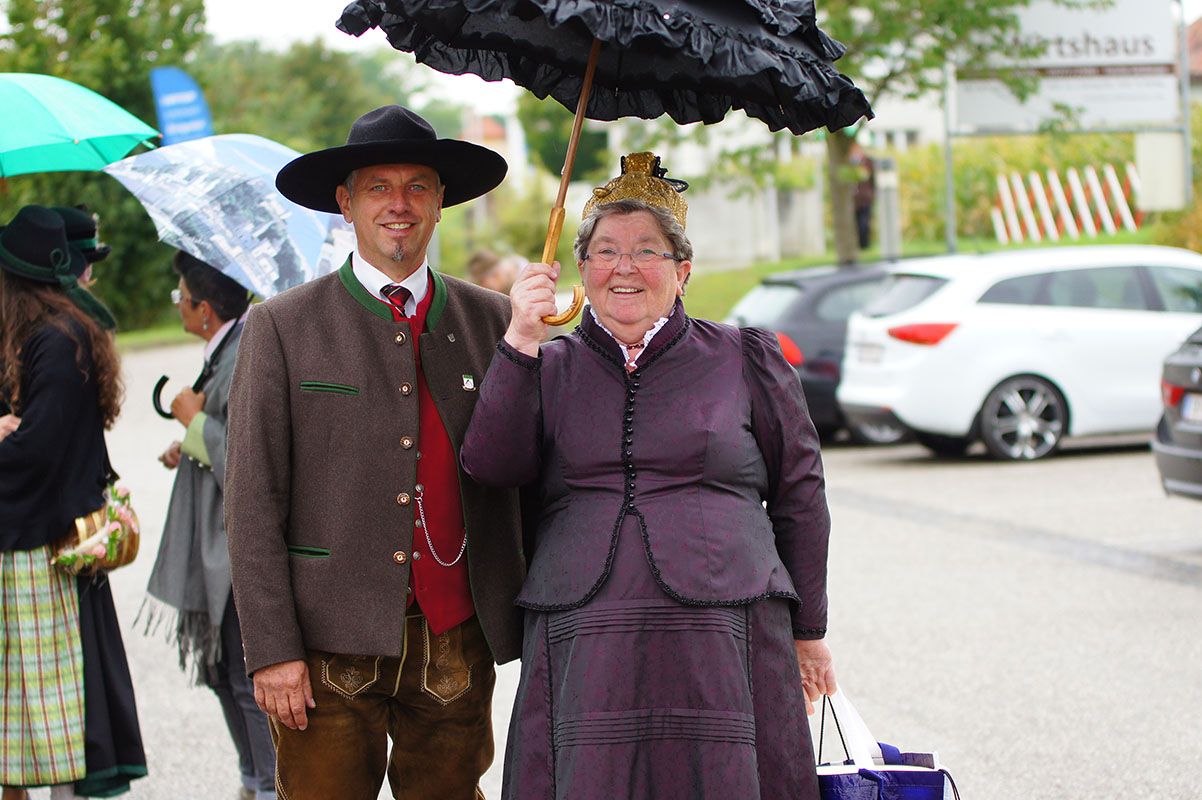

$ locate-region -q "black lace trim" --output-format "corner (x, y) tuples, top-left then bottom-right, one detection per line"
(575, 316), (693, 377)
(575, 326), (625, 371)
(636, 508), (801, 609)
(631, 317), (691, 377)
(793, 627), (827, 639)
(515, 504), (627, 612)
(496, 338), (540, 371)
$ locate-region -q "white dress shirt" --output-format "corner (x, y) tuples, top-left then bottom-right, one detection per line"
(351, 248), (430, 318)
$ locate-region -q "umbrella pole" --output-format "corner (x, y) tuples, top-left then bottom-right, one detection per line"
(540, 37), (602, 327)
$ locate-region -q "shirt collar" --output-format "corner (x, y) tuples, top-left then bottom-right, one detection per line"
(203, 312), (246, 361)
(351, 248), (430, 317)
(588, 308), (672, 367)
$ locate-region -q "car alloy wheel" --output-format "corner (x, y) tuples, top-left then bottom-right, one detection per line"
(980, 375), (1066, 461)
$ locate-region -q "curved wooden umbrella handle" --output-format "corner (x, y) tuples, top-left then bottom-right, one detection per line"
(543, 285), (585, 326)
(538, 206), (586, 326)
(535, 39), (602, 328)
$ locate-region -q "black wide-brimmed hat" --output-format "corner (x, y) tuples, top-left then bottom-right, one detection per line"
(0, 205), (87, 284)
(51, 205), (111, 265)
(276, 105), (508, 214)
(0, 205), (115, 329)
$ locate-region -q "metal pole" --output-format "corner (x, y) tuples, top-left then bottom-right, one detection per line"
(943, 63), (957, 253)
(1179, 0), (1194, 205)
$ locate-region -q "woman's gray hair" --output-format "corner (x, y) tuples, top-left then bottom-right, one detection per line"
(574, 199), (694, 264)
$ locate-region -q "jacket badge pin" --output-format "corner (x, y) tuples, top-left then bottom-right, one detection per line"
(462, 374), (476, 391)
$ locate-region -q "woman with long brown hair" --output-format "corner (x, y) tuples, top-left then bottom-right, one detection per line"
(0, 205), (145, 799)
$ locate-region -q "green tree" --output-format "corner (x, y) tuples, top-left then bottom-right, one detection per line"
(196, 40), (426, 152)
(818, 0), (1093, 263)
(516, 92), (608, 182)
(0, 0), (205, 327)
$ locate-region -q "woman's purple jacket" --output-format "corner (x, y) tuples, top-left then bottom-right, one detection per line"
(461, 303), (831, 638)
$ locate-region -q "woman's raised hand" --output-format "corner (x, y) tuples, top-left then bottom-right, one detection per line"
(504, 260), (560, 356)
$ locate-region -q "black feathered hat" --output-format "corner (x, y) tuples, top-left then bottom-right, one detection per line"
(275, 105), (508, 214)
(51, 205), (111, 265)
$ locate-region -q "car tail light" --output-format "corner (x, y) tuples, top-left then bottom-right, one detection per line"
(807, 359), (841, 380)
(887, 323), (959, 346)
(775, 332), (804, 366)
(1162, 379), (1185, 408)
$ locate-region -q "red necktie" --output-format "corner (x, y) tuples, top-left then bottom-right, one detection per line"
(381, 283), (412, 318)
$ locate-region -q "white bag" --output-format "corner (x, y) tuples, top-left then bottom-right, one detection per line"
(811, 690), (959, 800)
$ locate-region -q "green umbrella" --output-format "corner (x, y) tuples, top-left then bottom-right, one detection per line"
(0, 72), (159, 178)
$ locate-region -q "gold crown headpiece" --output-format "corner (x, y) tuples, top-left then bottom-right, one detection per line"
(582, 152), (689, 229)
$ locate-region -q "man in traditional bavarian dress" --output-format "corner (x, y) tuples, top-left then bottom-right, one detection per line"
(224, 106), (525, 799)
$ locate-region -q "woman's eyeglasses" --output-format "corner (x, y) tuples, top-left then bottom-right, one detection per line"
(171, 288), (199, 306)
(584, 248), (679, 267)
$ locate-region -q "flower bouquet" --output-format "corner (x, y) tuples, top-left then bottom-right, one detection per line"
(53, 484), (141, 575)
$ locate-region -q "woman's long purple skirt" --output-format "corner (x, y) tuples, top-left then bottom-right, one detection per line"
(503, 515), (819, 799)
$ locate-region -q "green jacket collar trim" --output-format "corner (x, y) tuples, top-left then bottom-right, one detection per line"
(426, 268), (447, 330)
(337, 255), (449, 327)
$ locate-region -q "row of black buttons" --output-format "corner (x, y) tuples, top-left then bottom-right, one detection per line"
(622, 372), (641, 507)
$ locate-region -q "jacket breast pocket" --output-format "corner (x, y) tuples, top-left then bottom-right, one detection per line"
(298, 380), (360, 397)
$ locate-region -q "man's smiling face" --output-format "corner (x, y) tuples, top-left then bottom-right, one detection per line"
(336, 163), (445, 279)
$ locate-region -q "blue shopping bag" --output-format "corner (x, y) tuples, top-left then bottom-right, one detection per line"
(814, 692), (960, 800)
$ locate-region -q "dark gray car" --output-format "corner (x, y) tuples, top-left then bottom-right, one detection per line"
(725, 265), (902, 442)
(1153, 325), (1202, 499)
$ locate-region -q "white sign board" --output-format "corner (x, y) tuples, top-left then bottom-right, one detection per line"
(954, 0), (1181, 133)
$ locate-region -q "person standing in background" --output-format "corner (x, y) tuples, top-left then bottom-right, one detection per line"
(0, 205), (146, 800)
(145, 251), (274, 800)
(848, 141), (876, 251)
(466, 248), (523, 295)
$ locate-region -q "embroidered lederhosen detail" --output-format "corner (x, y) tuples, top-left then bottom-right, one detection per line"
(319, 653), (381, 700)
(421, 620), (472, 705)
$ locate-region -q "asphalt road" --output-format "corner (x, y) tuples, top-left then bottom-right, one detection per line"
(28, 342), (1201, 799)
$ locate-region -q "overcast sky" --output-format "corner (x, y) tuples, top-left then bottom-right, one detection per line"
(203, 0), (519, 113)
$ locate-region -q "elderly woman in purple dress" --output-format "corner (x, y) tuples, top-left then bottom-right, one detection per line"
(461, 153), (836, 800)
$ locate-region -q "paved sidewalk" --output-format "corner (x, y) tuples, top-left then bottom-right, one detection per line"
(24, 342), (1201, 798)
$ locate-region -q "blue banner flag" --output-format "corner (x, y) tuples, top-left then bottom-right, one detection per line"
(150, 67), (214, 145)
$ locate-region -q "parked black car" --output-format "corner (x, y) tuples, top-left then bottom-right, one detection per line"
(1152, 325), (1202, 499)
(725, 264), (901, 442)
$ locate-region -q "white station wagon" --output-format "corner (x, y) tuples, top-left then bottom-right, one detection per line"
(837, 246), (1202, 460)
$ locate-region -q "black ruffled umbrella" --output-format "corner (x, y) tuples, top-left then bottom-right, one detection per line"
(338, 0), (872, 324)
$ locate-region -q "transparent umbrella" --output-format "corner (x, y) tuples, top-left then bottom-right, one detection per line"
(104, 133), (352, 300)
